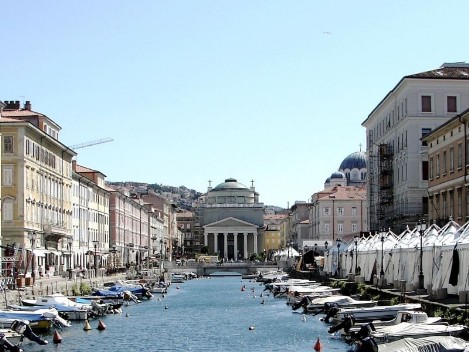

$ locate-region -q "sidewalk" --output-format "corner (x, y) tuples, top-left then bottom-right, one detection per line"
(0, 273), (126, 308)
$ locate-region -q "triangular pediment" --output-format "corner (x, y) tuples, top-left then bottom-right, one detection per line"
(204, 217), (258, 229)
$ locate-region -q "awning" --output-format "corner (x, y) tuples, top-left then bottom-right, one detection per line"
(32, 249), (49, 257)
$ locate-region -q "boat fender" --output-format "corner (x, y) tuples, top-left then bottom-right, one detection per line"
(53, 330), (62, 344)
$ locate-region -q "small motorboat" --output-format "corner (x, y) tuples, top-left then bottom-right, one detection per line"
(304, 295), (376, 314)
(328, 303), (422, 324)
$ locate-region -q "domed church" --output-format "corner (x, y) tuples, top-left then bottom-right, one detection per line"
(324, 150), (367, 189)
(196, 178), (265, 260)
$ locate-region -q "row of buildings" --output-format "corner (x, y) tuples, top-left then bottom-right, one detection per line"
(0, 100), (182, 279)
(3, 61), (469, 279)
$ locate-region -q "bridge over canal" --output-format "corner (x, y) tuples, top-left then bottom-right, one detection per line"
(169, 262), (283, 277)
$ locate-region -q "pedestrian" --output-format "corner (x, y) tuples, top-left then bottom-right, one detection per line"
(38, 264), (43, 278)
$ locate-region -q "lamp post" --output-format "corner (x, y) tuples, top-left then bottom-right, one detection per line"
(92, 240), (99, 277)
(417, 220), (427, 290)
(314, 243), (318, 256)
(354, 235), (359, 275)
(159, 239), (163, 275)
(67, 237), (73, 279)
(110, 245), (117, 274)
(336, 239), (342, 277)
(27, 231), (37, 284)
(380, 229), (385, 279)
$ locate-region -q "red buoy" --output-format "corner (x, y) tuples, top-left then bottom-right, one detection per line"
(313, 337), (322, 351)
(53, 330), (62, 344)
(97, 320), (106, 331)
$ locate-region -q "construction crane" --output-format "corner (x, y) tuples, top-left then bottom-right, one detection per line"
(70, 137), (114, 150)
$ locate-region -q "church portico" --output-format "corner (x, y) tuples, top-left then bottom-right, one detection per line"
(203, 217), (260, 260)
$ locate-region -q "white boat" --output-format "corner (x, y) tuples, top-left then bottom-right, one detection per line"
(21, 293), (90, 321)
(171, 274), (185, 283)
(330, 303), (422, 324)
(370, 321), (468, 342)
(305, 295), (376, 314)
(376, 336), (469, 352)
(286, 286), (340, 305)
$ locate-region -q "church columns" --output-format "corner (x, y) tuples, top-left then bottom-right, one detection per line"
(223, 233), (228, 258)
(214, 234), (218, 255)
(253, 233), (258, 254)
(243, 233), (248, 259)
(204, 234), (208, 247)
(234, 234), (238, 260)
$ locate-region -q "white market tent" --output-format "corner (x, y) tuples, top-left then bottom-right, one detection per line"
(323, 219), (469, 296)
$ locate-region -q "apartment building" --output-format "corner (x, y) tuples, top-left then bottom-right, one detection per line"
(71, 161), (110, 271)
(423, 107), (469, 225)
(1, 101), (75, 278)
(309, 186), (366, 244)
(362, 63), (469, 233)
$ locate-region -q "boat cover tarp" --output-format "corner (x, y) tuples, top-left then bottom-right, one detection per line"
(373, 322), (464, 338)
(378, 336), (468, 352)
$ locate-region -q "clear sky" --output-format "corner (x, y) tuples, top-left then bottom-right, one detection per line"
(2, 1), (469, 207)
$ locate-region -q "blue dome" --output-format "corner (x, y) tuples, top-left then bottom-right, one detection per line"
(339, 151), (367, 170)
(330, 171), (346, 179)
(212, 178), (248, 191)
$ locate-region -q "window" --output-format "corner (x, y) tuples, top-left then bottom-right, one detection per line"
(338, 223), (343, 233)
(458, 143), (463, 168)
(351, 207), (357, 215)
(421, 128), (431, 146)
(449, 147), (454, 172)
(337, 207), (344, 216)
(2, 199), (13, 221)
(449, 191), (454, 219)
(443, 150), (447, 175)
(3, 136), (13, 153)
(422, 161), (428, 180)
(324, 223), (330, 234)
(323, 207), (330, 216)
(2, 166), (13, 186)
(457, 189), (462, 219)
(352, 223), (358, 232)
(429, 157), (434, 179)
(447, 95), (457, 113)
(436, 154), (440, 177)
(421, 95), (432, 112)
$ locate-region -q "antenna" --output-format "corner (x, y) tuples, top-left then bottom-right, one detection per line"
(70, 137), (114, 150)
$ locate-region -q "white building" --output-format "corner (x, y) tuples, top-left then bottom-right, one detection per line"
(362, 62), (469, 233)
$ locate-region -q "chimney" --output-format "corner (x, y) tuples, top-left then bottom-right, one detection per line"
(15, 101), (20, 109)
(24, 101), (31, 111)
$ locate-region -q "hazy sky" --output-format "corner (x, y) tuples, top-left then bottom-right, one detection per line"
(2, 1), (469, 207)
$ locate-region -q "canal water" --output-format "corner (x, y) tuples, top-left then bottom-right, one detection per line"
(22, 275), (350, 351)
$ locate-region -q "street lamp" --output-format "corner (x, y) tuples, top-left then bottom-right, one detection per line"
(67, 237), (73, 279)
(110, 245), (117, 274)
(27, 231), (37, 284)
(417, 220), (427, 290)
(151, 235), (157, 254)
(92, 240), (99, 277)
(380, 229), (385, 279)
(354, 235), (359, 275)
(336, 239), (342, 277)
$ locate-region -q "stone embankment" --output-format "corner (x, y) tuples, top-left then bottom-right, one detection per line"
(0, 274), (127, 308)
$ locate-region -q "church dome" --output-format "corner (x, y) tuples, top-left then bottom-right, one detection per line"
(339, 151), (367, 170)
(212, 178), (248, 191)
(330, 171), (346, 179)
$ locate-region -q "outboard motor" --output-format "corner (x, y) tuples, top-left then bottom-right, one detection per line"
(355, 336), (379, 352)
(0, 333), (21, 352)
(328, 314), (355, 334)
(323, 302), (341, 323)
(291, 296), (309, 311)
(350, 322), (376, 341)
(10, 320), (48, 346)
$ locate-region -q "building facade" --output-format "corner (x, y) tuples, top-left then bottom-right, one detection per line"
(362, 63), (469, 233)
(309, 186), (367, 244)
(196, 178), (264, 260)
(71, 162), (110, 272)
(424, 107), (469, 225)
(1, 100), (75, 279)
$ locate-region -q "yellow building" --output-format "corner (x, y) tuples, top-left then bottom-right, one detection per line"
(1, 101), (75, 280)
